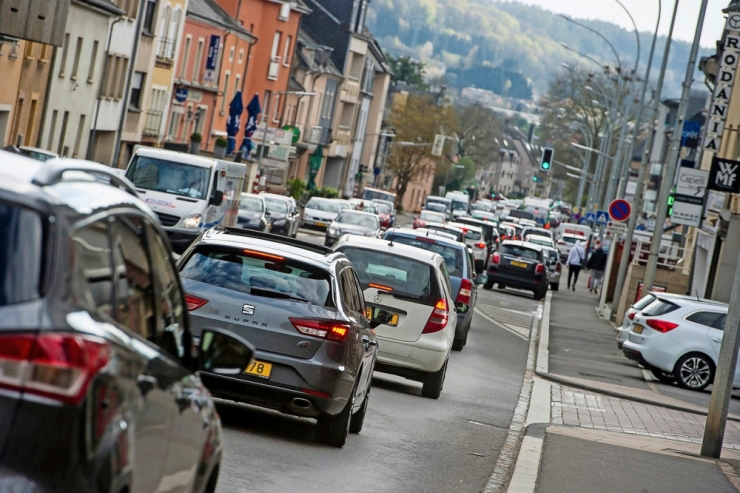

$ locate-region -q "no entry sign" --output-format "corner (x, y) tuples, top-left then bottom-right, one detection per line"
(609, 199), (631, 222)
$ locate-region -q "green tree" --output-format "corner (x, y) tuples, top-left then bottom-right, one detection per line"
(387, 54), (429, 90)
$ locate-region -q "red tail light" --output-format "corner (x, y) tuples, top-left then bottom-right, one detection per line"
(185, 294), (209, 311)
(535, 263), (545, 274)
(0, 333), (110, 405)
(646, 319), (679, 333)
(475, 242), (486, 249)
(557, 240), (566, 245)
(491, 253), (501, 265)
(290, 318), (352, 342)
(456, 279), (473, 305)
(422, 299), (449, 334)
(628, 312), (636, 320)
(556, 263), (562, 273)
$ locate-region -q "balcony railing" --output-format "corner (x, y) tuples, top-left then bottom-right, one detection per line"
(340, 79), (360, 104)
(268, 57), (281, 79)
(143, 110), (164, 136)
(157, 37), (176, 61)
(309, 125), (322, 144)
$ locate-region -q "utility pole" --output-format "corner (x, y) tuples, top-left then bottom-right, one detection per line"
(610, 0), (680, 321)
(642, 0), (710, 293)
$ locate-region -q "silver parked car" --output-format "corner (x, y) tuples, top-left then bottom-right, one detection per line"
(325, 210), (382, 246)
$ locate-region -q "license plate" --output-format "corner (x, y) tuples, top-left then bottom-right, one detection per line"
(315, 222), (327, 228)
(511, 260), (527, 268)
(244, 360), (272, 379)
(366, 307), (399, 326)
(633, 324), (643, 334)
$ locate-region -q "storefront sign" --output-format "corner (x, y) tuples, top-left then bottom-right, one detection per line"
(675, 167), (709, 197)
(708, 156), (740, 193)
(703, 29), (740, 152)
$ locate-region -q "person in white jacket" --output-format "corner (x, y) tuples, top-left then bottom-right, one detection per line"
(566, 240), (586, 291)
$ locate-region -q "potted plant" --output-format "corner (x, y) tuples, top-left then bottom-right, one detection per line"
(189, 132), (202, 155)
(214, 136), (228, 159)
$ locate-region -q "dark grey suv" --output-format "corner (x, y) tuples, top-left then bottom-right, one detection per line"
(0, 153), (254, 492)
(178, 228), (378, 447)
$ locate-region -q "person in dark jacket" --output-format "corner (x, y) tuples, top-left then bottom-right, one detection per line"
(587, 247), (608, 294)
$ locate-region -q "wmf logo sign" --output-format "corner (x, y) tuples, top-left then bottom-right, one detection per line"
(709, 156), (740, 193)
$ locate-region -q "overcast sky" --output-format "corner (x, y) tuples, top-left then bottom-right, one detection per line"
(504, 0), (728, 47)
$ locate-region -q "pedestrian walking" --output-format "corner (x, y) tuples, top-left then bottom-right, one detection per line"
(586, 246), (608, 294)
(566, 240), (586, 290)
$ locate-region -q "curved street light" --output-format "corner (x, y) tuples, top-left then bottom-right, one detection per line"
(612, 0), (641, 74)
(560, 14), (623, 72)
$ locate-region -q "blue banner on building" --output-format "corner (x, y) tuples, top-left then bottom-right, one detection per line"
(204, 34), (221, 83)
(681, 120), (702, 149)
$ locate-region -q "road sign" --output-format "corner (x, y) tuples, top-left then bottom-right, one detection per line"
(585, 212), (596, 222)
(595, 210), (609, 225)
(608, 199), (632, 222)
(431, 134), (445, 157)
(606, 221), (627, 233)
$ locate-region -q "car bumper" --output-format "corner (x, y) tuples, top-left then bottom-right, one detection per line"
(455, 308), (472, 338)
(549, 271), (561, 285)
(487, 267), (545, 291)
(302, 218), (331, 229)
(270, 223), (290, 235)
(621, 336), (681, 373)
(164, 227), (201, 253)
(375, 330), (451, 375)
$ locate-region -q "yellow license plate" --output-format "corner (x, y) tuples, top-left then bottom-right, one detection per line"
(511, 260), (527, 268)
(633, 324), (643, 334)
(365, 308), (399, 326)
(244, 360), (272, 379)
(316, 222), (327, 228)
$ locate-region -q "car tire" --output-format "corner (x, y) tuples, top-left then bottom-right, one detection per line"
(349, 391), (369, 434)
(421, 359), (448, 399)
(651, 368), (675, 384)
(316, 390), (354, 447)
(533, 289), (544, 301)
(551, 283), (559, 291)
(498, 284), (506, 290)
(673, 353), (714, 391)
(484, 277), (494, 290)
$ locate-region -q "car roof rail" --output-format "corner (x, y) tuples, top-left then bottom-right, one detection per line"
(216, 227), (333, 256)
(32, 159), (138, 197)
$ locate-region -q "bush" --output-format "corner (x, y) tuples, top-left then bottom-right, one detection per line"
(287, 178), (306, 200)
(214, 136), (228, 148)
(190, 132), (203, 143)
(309, 187), (339, 199)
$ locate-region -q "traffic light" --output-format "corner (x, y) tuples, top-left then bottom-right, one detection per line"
(532, 175), (538, 182)
(667, 187), (675, 218)
(540, 148), (553, 172)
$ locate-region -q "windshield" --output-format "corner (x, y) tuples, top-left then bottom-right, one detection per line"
(420, 211), (445, 222)
(307, 199), (339, 213)
(561, 236), (579, 244)
(338, 247), (438, 306)
(426, 203), (447, 213)
(528, 238), (552, 247)
(20, 149), (56, 162)
(180, 245), (332, 306)
(336, 212), (379, 228)
(472, 212), (496, 221)
(452, 200), (467, 211)
(500, 245), (540, 261)
(0, 202), (44, 306)
(375, 203), (390, 214)
(362, 189), (396, 203)
(427, 225), (463, 242)
(337, 202), (351, 211)
(387, 236), (465, 277)
(239, 196), (264, 212)
(464, 230), (482, 241)
(263, 197), (288, 213)
(126, 156), (209, 199)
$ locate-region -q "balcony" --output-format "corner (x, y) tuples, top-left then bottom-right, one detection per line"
(309, 125), (322, 144)
(124, 109), (141, 135)
(329, 127), (351, 157)
(268, 57), (281, 80)
(143, 110), (163, 137)
(340, 79), (360, 104)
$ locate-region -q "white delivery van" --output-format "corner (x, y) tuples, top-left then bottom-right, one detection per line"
(556, 223), (592, 243)
(124, 146), (247, 252)
(445, 191), (470, 219)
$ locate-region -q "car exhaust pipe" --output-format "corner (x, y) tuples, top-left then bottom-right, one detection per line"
(292, 398), (312, 409)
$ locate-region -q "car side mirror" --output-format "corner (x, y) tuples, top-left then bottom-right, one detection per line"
(198, 329), (255, 375)
(265, 210), (271, 217)
(475, 274), (488, 286)
(210, 190), (224, 206)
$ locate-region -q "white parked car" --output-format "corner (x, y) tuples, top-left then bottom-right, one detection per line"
(333, 235), (457, 399)
(302, 197), (342, 229)
(525, 234), (556, 249)
(449, 222), (488, 271)
(622, 296), (729, 390)
(556, 233), (582, 261)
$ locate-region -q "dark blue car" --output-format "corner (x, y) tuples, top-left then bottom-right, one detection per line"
(383, 228), (484, 351)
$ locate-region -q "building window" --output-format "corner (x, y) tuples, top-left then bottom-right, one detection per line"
(220, 72), (230, 113)
(24, 41), (36, 60)
(279, 2), (290, 21)
(179, 36), (191, 79)
(272, 94), (280, 122)
(143, 0), (157, 34)
(58, 34), (70, 77)
(57, 111), (70, 156)
(229, 46), (234, 62)
(234, 74), (241, 100)
(117, 58), (129, 99)
(167, 106), (182, 141)
(145, 88), (167, 135)
(157, 6), (179, 60)
(47, 110), (58, 150)
(239, 48), (244, 64)
(192, 38), (204, 83)
(73, 115), (86, 157)
(24, 99), (37, 146)
(71, 37), (83, 79)
(262, 90), (271, 124)
(87, 41), (99, 83)
(283, 35), (292, 67)
(130, 72), (145, 109)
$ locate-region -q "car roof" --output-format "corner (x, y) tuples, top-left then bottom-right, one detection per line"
(449, 222), (482, 232)
(527, 235), (553, 242)
(334, 235), (441, 264)
(259, 192), (291, 201)
(454, 217), (489, 226)
(385, 228), (468, 250)
(19, 146), (59, 156)
(337, 210), (377, 218)
(502, 240), (543, 251)
(654, 294), (728, 308)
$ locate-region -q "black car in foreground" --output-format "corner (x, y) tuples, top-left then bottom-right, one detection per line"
(260, 192), (301, 237)
(0, 153), (254, 493)
(485, 240), (549, 300)
(237, 193), (271, 232)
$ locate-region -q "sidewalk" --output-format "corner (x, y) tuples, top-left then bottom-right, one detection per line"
(501, 285), (740, 492)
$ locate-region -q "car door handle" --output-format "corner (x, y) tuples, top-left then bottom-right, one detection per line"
(362, 336), (378, 347)
(137, 375), (158, 396)
(712, 337), (723, 343)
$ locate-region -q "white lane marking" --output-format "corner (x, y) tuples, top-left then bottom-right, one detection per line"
(475, 307), (529, 341)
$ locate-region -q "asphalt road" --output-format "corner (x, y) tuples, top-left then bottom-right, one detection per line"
(214, 228), (538, 493)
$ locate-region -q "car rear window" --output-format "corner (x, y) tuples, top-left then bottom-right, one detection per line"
(0, 202), (44, 306)
(180, 245), (333, 306)
(307, 199), (339, 213)
(500, 245), (540, 261)
(338, 247), (440, 306)
(427, 226), (463, 242)
(420, 211), (444, 222)
(385, 235), (465, 277)
(642, 299), (679, 317)
(632, 294), (656, 311)
(686, 311), (724, 327)
(464, 230), (482, 241)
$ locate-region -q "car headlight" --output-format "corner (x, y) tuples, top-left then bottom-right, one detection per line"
(328, 227), (338, 236)
(181, 214), (202, 228)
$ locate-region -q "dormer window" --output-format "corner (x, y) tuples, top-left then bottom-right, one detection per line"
(279, 2), (290, 21)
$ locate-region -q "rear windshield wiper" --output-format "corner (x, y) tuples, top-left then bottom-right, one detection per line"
(250, 287), (309, 303)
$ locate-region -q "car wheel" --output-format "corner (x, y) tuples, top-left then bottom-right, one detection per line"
(421, 359), (448, 399)
(316, 390), (354, 447)
(484, 277), (494, 290)
(673, 353), (714, 391)
(551, 283), (559, 291)
(349, 390), (369, 434)
(651, 368), (675, 384)
(533, 289), (544, 301)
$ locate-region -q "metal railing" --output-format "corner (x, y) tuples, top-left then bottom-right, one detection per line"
(631, 239), (689, 273)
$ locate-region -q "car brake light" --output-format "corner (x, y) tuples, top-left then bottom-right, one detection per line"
(491, 253), (501, 265)
(475, 242), (486, 249)
(645, 319), (679, 333)
(535, 263), (546, 274)
(414, 236), (436, 243)
(422, 299), (449, 334)
(243, 249), (284, 261)
(628, 312), (636, 320)
(556, 263), (562, 273)
(0, 333), (110, 406)
(290, 318), (352, 342)
(456, 279), (472, 305)
(185, 294), (209, 311)
(557, 240), (566, 245)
